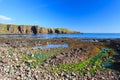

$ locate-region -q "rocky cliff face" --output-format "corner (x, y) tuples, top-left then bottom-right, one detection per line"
(0, 24), (79, 34)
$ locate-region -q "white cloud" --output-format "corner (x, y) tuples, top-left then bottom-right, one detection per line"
(0, 15), (12, 21)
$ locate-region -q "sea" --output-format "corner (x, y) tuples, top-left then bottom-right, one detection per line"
(0, 33), (120, 39)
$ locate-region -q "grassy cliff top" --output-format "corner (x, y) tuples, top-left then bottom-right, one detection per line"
(0, 23), (80, 34)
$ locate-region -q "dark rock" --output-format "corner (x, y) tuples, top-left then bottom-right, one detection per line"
(24, 61), (30, 67)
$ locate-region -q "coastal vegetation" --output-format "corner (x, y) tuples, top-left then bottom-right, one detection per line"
(21, 48), (64, 67)
(52, 48), (114, 75)
(0, 38), (119, 79)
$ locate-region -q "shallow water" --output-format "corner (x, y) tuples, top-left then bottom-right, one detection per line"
(0, 33), (120, 39)
(33, 44), (69, 49)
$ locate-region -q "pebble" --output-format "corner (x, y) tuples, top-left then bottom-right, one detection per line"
(2, 57), (8, 63)
(71, 72), (76, 77)
(0, 39), (120, 80)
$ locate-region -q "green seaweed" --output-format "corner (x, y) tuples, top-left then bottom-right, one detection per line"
(21, 48), (64, 67)
(52, 47), (114, 75)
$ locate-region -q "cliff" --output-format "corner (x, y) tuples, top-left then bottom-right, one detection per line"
(0, 24), (79, 34)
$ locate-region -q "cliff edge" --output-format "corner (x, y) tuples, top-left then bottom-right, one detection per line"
(0, 24), (80, 34)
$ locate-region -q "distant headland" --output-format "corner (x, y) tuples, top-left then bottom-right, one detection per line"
(0, 23), (80, 34)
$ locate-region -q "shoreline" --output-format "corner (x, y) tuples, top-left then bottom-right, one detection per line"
(0, 37), (120, 79)
(0, 33), (120, 39)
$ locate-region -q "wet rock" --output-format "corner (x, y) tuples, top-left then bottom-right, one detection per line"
(24, 61), (31, 66)
(0, 38), (120, 80)
(71, 72), (76, 77)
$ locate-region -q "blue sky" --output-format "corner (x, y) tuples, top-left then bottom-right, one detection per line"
(0, 0), (120, 33)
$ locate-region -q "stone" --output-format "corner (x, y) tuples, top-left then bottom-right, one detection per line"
(102, 77), (105, 79)
(2, 57), (8, 63)
(71, 72), (76, 77)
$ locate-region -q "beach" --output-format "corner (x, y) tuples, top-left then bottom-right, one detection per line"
(1, 0), (120, 79)
(0, 37), (120, 79)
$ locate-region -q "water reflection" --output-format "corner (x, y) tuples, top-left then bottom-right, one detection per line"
(33, 44), (69, 49)
(81, 39), (99, 42)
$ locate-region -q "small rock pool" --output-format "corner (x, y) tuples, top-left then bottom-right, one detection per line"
(33, 44), (69, 49)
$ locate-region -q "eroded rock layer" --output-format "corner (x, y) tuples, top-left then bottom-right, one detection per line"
(0, 24), (79, 34)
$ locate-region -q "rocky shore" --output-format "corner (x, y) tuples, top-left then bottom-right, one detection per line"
(0, 37), (120, 80)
